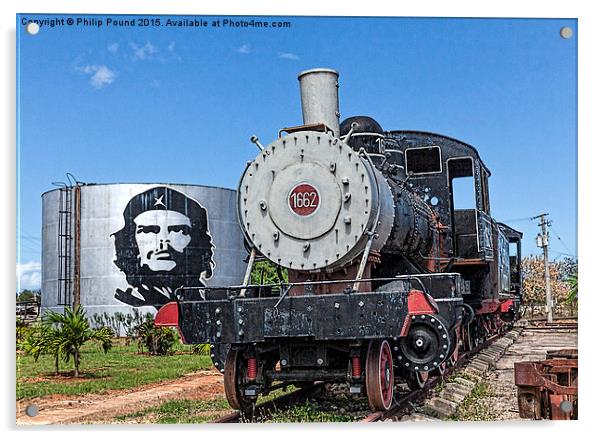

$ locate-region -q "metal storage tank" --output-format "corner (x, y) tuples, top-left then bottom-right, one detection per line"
(41, 183), (247, 323)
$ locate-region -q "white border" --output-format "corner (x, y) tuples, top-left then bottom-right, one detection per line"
(4, 2), (598, 439)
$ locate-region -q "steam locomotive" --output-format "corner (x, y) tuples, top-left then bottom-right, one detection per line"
(155, 68), (523, 412)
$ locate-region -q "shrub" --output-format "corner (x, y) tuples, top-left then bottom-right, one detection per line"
(134, 317), (177, 356)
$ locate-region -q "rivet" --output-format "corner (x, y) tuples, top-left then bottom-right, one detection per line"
(215, 308), (221, 314)
(303, 242), (311, 252)
(281, 359), (288, 366)
(421, 315), (426, 319)
(214, 362), (220, 366)
(216, 320), (221, 325)
(334, 303), (340, 309)
(358, 301), (364, 307)
(317, 358), (324, 365)
(238, 319), (243, 324)
(259, 200), (267, 210)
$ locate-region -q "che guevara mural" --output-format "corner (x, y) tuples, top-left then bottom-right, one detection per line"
(111, 186), (215, 310)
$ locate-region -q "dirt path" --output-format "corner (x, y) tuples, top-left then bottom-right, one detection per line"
(16, 370), (225, 425)
(485, 327), (578, 420)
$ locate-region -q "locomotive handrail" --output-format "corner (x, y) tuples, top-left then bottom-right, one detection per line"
(172, 273), (462, 300)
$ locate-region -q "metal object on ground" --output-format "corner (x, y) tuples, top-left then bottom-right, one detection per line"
(514, 349), (578, 420)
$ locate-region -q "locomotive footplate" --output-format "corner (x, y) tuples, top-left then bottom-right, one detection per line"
(177, 290), (411, 345)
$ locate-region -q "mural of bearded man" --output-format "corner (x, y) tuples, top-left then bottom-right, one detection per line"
(112, 186), (215, 309)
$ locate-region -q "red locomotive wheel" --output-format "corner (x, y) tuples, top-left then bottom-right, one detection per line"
(224, 349), (253, 411)
(448, 328), (460, 366)
(365, 340), (394, 411)
(408, 370), (430, 390)
(437, 361), (446, 376)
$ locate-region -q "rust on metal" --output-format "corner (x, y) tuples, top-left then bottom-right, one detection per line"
(514, 349), (578, 420)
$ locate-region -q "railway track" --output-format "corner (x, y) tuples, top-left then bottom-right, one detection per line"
(211, 327), (518, 423)
(210, 321), (577, 423)
(210, 383), (326, 423)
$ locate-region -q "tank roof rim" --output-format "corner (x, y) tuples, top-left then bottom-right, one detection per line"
(41, 182), (236, 197)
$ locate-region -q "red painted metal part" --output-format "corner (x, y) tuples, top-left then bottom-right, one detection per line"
(500, 300), (512, 313)
(154, 301), (179, 326)
(247, 357), (257, 381)
(407, 289), (438, 315)
(351, 356), (362, 379)
(154, 301), (187, 342)
(399, 290), (440, 336)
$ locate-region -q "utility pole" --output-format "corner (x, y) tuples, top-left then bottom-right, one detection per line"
(532, 213), (553, 323)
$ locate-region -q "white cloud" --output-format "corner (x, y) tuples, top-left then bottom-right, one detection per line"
(130, 41), (157, 60)
(17, 261), (41, 291)
(107, 42), (119, 54)
(278, 52), (300, 61)
(76, 64), (116, 88)
(237, 44), (251, 54)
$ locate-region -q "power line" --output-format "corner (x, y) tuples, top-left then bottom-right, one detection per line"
(548, 225), (575, 257)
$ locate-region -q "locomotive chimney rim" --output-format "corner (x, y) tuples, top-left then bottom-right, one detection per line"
(298, 68), (340, 138)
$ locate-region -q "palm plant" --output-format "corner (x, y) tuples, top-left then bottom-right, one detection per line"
(45, 305), (114, 377)
(566, 273), (578, 305)
(20, 322), (62, 374)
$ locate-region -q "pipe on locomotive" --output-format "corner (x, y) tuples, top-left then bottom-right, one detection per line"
(298, 68), (341, 137)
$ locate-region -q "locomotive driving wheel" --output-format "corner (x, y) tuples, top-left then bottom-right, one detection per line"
(408, 371), (430, 390)
(365, 340), (394, 411)
(224, 349), (254, 412)
(449, 328), (460, 365)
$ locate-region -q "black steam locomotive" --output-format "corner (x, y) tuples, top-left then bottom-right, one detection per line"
(156, 68), (522, 412)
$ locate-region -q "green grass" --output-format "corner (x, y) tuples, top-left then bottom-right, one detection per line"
(116, 398), (231, 424)
(16, 340), (213, 400)
(267, 401), (356, 423)
(447, 380), (498, 421)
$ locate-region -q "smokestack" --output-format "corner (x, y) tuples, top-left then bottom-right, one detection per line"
(297, 68), (340, 138)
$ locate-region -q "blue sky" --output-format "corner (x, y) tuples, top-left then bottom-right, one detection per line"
(16, 14), (577, 290)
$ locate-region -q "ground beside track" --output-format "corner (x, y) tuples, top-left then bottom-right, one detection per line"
(409, 323), (578, 422)
(479, 326), (578, 421)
